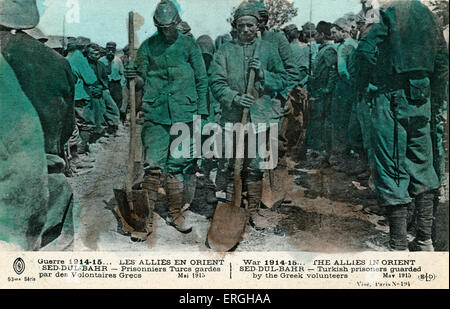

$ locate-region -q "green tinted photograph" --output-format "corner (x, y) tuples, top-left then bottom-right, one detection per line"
(0, 0), (448, 253)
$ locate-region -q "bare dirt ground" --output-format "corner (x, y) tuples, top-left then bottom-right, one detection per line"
(68, 123), (449, 252)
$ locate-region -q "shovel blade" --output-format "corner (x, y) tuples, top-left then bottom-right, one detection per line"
(114, 189), (152, 236)
(207, 201), (249, 252)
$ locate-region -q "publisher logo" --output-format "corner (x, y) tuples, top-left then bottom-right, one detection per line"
(13, 258), (25, 275)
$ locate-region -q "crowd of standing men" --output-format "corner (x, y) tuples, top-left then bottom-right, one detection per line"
(0, 0), (448, 252)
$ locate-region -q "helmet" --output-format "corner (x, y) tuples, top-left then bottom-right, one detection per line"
(153, 0), (181, 28)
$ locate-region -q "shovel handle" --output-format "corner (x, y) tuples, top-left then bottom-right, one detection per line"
(125, 11), (137, 192)
(232, 69), (256, 208)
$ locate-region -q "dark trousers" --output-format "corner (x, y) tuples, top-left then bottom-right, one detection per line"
(109, 80), (123, 110)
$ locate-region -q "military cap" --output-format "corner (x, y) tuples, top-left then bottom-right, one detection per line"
(65, 37), (79, 51)
(233, 1), (260, 23)
(316, 21), (332, 36)
(251, 0), (268, 18)
(0, 0), (39, 30)
(86, 42), (100, 51)
(283, 24), (298, 33)
(76, 36), (91, 47)
(153, 0), (181, 28)
(106, 42), (117, 49)
(302, 22), (316, 32)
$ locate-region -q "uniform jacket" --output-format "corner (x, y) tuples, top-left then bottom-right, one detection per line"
(67, 49), (98, 101)
(99, 55), (125, 85)
(136, 32), (209, 125)
(209, 38), (288, 126)
(354, 0), (448, 92)
(310, 42), (338, 98)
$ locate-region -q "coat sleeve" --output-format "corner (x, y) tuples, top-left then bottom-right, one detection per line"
(431, 27), (449, 104)
(209, 49), (240, 110)
(337, 44), (355, 78)
(263, 50), (289, 95)
(352, 8), (390, 91)
(276, 32), (300, 94)
(136, 42), (150, 79)
(188, 39), (209, 116)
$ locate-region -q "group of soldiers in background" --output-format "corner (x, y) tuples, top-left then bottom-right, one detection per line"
(0, 0), (448, 252)
(277, 0), (448, 252)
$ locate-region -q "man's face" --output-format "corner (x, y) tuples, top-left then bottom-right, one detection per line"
(106, 47), (116, 60)
(236, 16), (258, 44)
(304, 30), (316, 43)
(87, 47), (99, 62)
(285, 29), (298, 43)
(159, 24), (178, 43)
(314, 31), (325, 44)
(330, 27), (342, 42)
(259, 14), (269, 29)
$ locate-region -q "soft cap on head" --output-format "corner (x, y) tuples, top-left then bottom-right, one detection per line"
(153, 0), (181, 28)
(302, 22), (316, 32)
(233, 1), (260, 24)
(316, 21), (332, 36)
(283, 24), (298, 33)
(66, 37), (79, 51)
(0, 0), (39, 30)
(251, 0), (268, 19)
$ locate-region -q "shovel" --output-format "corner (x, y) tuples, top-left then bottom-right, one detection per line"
(114, 12), (152, 241)
(207, 69), (258, 252)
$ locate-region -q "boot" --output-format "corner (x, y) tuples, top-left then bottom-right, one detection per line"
(247, 181), (265, 230)
(431, 189), (440, 246)
(78, 130), (91, 154)
(166, 175), (192, 234)
(140, 172), (160, 238)
(406, 202), (416, 237)
(409, 192), (435, 251)
(386, 204), (408, 251)
(206, 182), (218, 205)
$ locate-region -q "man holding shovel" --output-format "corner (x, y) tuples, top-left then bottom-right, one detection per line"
(125, 0), (208, 234)
(209, 2), (288, 229)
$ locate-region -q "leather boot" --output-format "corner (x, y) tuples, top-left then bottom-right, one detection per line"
(409, 192), (435, 251)
(140, 172), (160, 238)
(247, 181), (265, 230)
(166, 175), (192, 234)
(386, 204), (408, 251)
